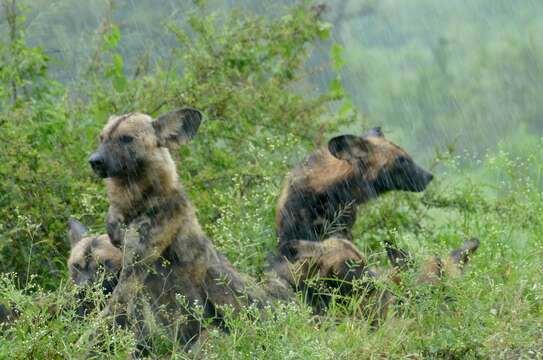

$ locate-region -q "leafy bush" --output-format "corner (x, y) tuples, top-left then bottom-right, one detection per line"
(0, 1), (353, 285)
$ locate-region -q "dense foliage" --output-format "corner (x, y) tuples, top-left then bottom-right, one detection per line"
(0, 0), (352, 285)
(0, 0), (541, 358)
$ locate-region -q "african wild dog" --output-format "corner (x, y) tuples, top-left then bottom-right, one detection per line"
(276, 127), (433, 259)
(88, 108), (272, 346)
(0, 221), (121, 328)
(272, 237), (479, 319)
(270, 237), (394, 318)
(68, 219), (121, 291)
(385, 237), (480, 285)
(68, 219), (122, 316)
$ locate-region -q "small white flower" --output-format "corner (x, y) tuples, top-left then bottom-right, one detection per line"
(490, 308), (498, 316)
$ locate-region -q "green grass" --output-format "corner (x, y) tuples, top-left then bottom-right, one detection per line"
(1, 149), (542, 359)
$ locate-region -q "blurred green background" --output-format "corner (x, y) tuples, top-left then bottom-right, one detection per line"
(15, 0), (543, 158)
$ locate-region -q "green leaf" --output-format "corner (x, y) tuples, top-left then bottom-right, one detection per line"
(329, 77), (344, 99)
(112, 54), (124, 75)
(102, 24), (121, 52)
(330, 43), (345, 71)
(317, 22), (333, 41)
(112, 75), (127, 93)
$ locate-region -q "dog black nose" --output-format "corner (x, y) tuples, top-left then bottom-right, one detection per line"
(89, 153), (107, 177)
(89, 154), (104, 169)
(427, 172), (434, 182)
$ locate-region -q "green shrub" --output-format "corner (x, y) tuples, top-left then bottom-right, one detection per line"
(0, 1), (352, 285)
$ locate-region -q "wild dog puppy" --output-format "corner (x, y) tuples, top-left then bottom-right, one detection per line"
(68, 219), (122, 316)
(88, 108), (269, 345)
(272, 237), (479, 319)
(0, 221), (122, 328)
(276, 127), (433, 259)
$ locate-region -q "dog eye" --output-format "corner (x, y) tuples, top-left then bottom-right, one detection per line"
(119, 135), (133, 144)
(103, 260), (113, 270)
(397, 156), (410, 165)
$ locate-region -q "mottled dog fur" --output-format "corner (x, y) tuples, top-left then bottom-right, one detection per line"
(386, 238), (480, 286)
(276, 128), (433, 259)
(272, 237), (479, 319)
(89, 108), (271, 345)
(0, 220), (121, 328)
(68, 219), (122, 291)
(271, 237), (393, 318)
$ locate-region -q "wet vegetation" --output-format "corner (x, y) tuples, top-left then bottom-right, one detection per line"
(0, 0), (542, 358)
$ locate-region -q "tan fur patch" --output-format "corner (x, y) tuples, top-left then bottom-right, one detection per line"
(296, 136), (410, 194)
(101, 113), (154, 141)
(106, 147), (179, 215)
(284, 237), (366, 284)
(68, 234), (122, 285)
(302, 149), (355, 193)
(362, 136), (411, 181)
(442, 256), (462, 279)
(416, 256), (443, 285)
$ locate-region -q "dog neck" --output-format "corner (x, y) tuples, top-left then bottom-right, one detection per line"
(302, 148), (378, 205)
(106, 151), (181, 218)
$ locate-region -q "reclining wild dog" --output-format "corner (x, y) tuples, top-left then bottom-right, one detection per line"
(67, 211), (469, 327)
(275, 127), (434, 259)
(271, 236), (479, 319)
(384, 238), (480, 285)
(87, 108), (279, 346)
(269, 236), (393, 317)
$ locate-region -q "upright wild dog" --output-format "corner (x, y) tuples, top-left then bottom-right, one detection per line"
(88, 108), (271, 345)
(276, 127), (434, 258)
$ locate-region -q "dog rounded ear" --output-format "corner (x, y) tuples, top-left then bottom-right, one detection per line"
(363, 126), (384, 138)
(153, 108), (203, 147)
(68, 218), (88, 247)
(328, 135), (371, 161)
